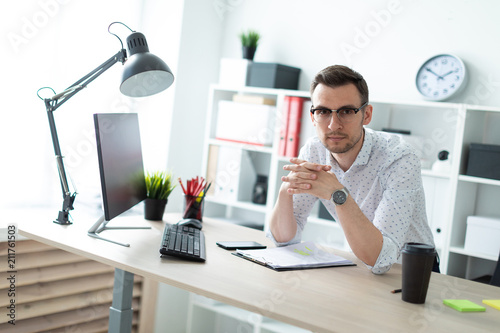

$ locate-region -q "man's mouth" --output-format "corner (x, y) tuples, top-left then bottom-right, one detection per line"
(327, 133), (346, 142)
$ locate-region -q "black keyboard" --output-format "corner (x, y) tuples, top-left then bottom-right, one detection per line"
(159, 223), (206, 262)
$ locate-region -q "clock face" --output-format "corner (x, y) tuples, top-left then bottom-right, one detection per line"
(416, 54), (467, 101)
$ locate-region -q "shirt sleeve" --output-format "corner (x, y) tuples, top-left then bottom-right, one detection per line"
(369, 233), (400, 274)
(369, 152), (425, 274)
(266, 192), (318, 246)
(266, 141), (319, 247)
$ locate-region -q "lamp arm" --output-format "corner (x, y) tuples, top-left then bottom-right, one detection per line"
(45, 49), (127, 225)
(48, 49), (127, 111)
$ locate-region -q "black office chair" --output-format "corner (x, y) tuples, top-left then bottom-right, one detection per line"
(490, 251), (500, 287)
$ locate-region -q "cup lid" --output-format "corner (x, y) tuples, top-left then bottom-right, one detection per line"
(402, 242), (435, 254)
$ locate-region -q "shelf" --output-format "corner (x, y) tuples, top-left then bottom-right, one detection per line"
(458, 175), (500, 186)
(370, 98), (461, 109)
(193, 301), (257, 321)
(192, 300), (312, 333)
(208, 138), (274, 154)
(213, 84), (311, 99)
(448, 246), (498, 261)
(421, 169), (452, 179)
(201, 85), (499, 302)
(261, 319), (311, 333)
(465, 104), (500, 112)
(205, 196), (268, 213)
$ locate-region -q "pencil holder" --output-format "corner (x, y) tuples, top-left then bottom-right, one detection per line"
(183, 195), (204, 221)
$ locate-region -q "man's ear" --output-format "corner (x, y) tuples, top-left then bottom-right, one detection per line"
(363, 104), (373, 125)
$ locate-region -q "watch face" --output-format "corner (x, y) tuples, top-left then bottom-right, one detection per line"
(416, 54), (467, 101)
(332, 190), (347, 205)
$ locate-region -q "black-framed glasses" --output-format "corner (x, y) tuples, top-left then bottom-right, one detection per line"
(310, 102), (368, 123)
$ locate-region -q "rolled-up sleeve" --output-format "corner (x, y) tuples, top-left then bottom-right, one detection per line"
(369, 232), (400, 274)
(368, 153), (427, 274)
(266, 192), (317, 246)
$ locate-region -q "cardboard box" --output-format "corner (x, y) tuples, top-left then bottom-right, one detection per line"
(247, 62), (301, 90)
(215, 100), (276, 146)
(464, 216), (500, 257)
(466, 143), (500, 180)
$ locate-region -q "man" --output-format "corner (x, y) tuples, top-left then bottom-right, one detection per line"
(267, 65), (435, 274)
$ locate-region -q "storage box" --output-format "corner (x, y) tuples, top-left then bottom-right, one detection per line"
(247, 62), (301, 90)
(215, 100), (276, 146)
(219, 58), (251, 87)
(212, 146), (256, 202)
(466, 143), (500, 180)
(464, 216), (500, 257)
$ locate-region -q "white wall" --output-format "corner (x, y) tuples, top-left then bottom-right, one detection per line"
(217, 0), (500, 106)
(164, 0), (225, 211)
(0, 0), (183, 214)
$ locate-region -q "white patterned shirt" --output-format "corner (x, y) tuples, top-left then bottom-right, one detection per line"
(269, 128), (434, 274)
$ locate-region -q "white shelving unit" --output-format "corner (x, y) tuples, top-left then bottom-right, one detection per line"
(192, 84), (500, 332)
(187, 294), (311, 333)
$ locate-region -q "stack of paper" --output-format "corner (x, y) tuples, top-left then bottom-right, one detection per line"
(234, 241), (355, 271)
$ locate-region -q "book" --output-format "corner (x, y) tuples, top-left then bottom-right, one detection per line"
(443, 299), (486, 312)
(285, 96), (305, 157)
(233, 241), (356, 271)
(212, 146), (256, 202)
(298, 99), (314, 150)
(278, 96), (292, 156)
(205, 145), (219, 196)
(232, 94), (276, 106)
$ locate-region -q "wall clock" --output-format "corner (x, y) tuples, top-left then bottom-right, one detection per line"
(415, 54), (468, 101)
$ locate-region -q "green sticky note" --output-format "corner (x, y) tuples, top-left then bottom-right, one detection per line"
(443, 299), (486, 312)
(483, 300), (500, 311)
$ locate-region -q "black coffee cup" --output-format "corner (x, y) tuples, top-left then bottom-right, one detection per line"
(401, 243), (436, 304)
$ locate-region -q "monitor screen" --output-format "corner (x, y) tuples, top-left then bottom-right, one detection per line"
(94, 113), (147, 221)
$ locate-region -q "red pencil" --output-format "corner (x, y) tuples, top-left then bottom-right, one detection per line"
(178, 178), (187, 194)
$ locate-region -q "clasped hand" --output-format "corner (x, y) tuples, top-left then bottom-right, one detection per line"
(281, 158), (341, 200)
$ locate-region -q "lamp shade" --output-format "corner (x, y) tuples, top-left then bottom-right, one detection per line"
(120, 32), (174, 97)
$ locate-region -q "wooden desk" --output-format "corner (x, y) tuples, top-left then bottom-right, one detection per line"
(17, 212), (500, 333)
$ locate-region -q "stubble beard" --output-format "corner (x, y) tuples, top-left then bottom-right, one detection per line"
(321, 126), (364, 155)
(323, 132), (361, 154)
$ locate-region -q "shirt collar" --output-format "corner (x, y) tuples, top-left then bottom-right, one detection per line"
(353, 127), (373, 167)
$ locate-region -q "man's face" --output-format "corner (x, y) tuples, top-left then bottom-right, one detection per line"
(310, 83), (372, 155)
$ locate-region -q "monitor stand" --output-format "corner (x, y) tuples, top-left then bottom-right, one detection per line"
(88, 215), (151, 247)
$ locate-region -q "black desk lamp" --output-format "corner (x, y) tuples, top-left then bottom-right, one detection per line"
(38, 22), (174, 225)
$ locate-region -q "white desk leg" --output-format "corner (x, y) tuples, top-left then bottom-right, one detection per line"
(109, 268), (134, 333)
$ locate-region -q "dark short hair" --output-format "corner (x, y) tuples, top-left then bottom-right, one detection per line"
(310, 65), (369, 104)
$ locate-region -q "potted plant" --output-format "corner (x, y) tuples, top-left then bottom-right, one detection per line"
(239, 29), (260, 61)
(144, 171), (176, 221)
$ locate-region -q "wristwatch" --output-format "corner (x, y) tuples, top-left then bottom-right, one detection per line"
(331, 187), (349, 206)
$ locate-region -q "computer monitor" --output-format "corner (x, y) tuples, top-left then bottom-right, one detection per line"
(88, 113), (150, 246)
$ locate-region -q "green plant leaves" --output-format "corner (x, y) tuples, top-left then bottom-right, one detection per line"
(239, 29), (260, 48)
(145, 171), (176, 200)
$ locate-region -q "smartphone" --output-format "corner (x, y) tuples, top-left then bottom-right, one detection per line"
(216, 241), (267, 250)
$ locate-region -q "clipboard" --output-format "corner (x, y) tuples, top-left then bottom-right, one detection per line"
(232, 241), (356, 271)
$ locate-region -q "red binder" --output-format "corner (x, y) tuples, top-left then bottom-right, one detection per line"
(285, 97), (304, 157)
(278, 96), (292, 156)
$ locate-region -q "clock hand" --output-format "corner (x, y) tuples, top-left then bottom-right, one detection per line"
(425, 67), (441, 78)
(440, 70), (455, 78)
(441, 69), (458, 78)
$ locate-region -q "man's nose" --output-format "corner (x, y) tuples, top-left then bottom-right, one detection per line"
(328, 112), (343, 130)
